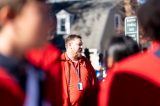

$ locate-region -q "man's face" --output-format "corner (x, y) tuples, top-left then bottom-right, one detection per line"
(14, 2), (52, 50)
(69, 38), (83, 58)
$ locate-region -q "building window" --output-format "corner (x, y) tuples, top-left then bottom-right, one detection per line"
(60, 18), (66, 32)
(56, 10), (71, 35)
(114, 14), (121, 30)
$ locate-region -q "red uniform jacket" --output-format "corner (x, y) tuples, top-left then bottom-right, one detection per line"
(60, 53), (97, 106)
(0, 54), (26, 106)
(0, 43), (62, 106)
(98, 42), (160, 106)
(26, 43), (62, 106)
(0, 67), (25, 106)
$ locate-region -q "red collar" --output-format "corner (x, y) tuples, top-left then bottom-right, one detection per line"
(61, 52), (84, 64)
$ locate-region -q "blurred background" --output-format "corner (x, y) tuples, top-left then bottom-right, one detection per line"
(47, 0), (148, 80)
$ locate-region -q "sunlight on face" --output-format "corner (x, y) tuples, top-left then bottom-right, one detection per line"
(14, 2), (51, 49)
(70, 38), (83, 58)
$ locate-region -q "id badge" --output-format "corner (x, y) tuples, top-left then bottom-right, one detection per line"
(78, 82), (83, 91)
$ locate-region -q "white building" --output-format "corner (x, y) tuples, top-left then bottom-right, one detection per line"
(56, 10), (71, 35)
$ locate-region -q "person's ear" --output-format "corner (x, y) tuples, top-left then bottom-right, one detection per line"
(0, 6), (14, 26)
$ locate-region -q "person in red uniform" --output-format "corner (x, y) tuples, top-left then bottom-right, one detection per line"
(26, 7), (63, 106)
(98, 0), (160, 106)
(0, 0), (51, 106)
(80, 35), (140, 106)
(26, 43), (63, 106)
(61, 34), (97, 106)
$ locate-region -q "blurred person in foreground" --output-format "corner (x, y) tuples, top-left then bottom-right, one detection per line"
(26, 8), (63, 106)
(98, 0), (160, 106)
(80, 35), (140, 106)
(61, 34), (97, 106)
(0, 0), (52, 106)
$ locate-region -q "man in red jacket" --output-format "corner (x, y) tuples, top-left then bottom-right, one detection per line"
(26, 43), (63, 106)
(98, 0), (160, 106)
(26, 6), (63, 105)
(0, 0), (52, 106)
(61, 34), (97, 106)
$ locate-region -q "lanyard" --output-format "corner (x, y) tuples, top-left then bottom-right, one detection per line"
(71, 61), (81, 82)
(67, 60), (83, 93)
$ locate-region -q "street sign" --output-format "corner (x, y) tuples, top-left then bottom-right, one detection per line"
(125, 16), (139, 43)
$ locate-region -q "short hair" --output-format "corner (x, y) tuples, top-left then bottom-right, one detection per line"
(106, 35), (140, 62)
(137, 0), (160, 41)
(65, 34), (82, 47)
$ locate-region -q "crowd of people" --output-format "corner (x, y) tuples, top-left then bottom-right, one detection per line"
(0, 0), (160, 106)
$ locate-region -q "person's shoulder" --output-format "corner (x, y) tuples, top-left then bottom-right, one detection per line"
(46, 43), (61, 56)
(0, 67), (19, 88)
(40, 43), (61, 61)
(116, 49), (158, 70)
(117, 52), (149, 68)
(0, 67), (11, 80)
(0, 67), (25, 105)
(60, 52), (68, 62)
(60, 52), (65, 58)
(110, 51), (160, 85)
(45, 43), (61, 62)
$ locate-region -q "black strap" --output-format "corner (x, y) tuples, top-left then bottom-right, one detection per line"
(67, 61), (81, 85)
(67, 62), (71, 86)
(67, 61), (70, 99)
(71, 61), (81, 82)
(66, 61), (81, 87)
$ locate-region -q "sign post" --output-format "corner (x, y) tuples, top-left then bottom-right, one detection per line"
(125, 16), (139, 43)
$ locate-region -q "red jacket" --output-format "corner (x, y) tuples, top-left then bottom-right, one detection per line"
(0, 43), (62, 106)
(60, 53), (97, 106)
(98, 42), (160, 106)
(0, 54), (26, 106)
(0, 67), (25, 106)
(26, 43), (62, 106)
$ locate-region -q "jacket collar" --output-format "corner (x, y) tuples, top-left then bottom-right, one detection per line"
(61, 52), (85, 64)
